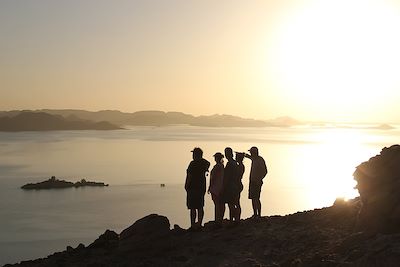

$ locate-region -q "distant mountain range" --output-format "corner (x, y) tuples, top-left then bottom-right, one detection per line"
(0, 112), (121, 131)
(0, 110), (302, 129)
(39, 109), (274, 127)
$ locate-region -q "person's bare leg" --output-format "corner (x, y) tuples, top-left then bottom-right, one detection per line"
(198, 208), (204, 226)
(252, 199), (257, 216)
(228, 203), (235, 221)
(237, 202), (241, 221)
(190, 209), (196, 227)
(221, 203), (226, 221)
(257, 199), (262, 217)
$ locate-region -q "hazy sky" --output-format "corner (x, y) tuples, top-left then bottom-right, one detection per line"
(1, 0), (400, 122)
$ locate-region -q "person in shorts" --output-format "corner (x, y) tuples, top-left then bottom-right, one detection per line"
(185, 147), (210, 229)
(245, 146), (267, 218)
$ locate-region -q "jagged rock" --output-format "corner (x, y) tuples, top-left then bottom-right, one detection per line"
(353, 144), (400, 233)
(88, 229), (119, 249)
(75, 243), (85, 250)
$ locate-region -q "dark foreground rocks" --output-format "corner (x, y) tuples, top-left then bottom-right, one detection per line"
(6, 199), (400, 267)
(354, 144), (400, 233)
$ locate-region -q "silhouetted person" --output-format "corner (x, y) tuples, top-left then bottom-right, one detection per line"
(245, 146), (267, 218)
(185, 147), (210, 229)
(222, 147), (240, 222)
(208, 152), (225, 225)
(235, 152), (245, 221)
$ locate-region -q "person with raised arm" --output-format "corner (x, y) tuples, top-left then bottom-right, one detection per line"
(244, 146), (267, 218)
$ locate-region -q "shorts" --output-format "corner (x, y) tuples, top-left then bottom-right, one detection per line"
(187, 192), (205, 209)
(248, 182), (262, 199)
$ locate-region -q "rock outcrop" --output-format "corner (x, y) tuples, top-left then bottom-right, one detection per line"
(353, 144), (400, 233)
(119, 214), (170, 241)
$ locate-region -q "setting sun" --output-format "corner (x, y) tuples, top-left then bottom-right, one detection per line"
(268, 0), (400, 120)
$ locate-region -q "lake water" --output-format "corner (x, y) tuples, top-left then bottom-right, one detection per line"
(0, 125), (398, 265)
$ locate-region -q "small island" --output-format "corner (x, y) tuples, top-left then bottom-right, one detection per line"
(21, 176), (109, 190)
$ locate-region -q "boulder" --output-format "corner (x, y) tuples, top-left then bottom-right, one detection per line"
(119, 214), (170, 241)
(353, 144), (400, 233)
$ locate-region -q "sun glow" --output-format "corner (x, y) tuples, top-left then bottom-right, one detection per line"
(311, 129), (363, 200)
(269, 0), (400, 120)
(292, 128), (369, 207)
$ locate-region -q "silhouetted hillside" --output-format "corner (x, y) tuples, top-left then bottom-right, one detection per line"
(193, 114), (268, 127)
(1, 109), (297, 127)
(40, 109), (133, 124)
(0, 112), (121, 131)
(124, 111), (196, 126)
(40, 109), (269, 127)
(0, 110), (304, 127)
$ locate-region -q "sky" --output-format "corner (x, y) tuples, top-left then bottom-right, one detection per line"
(1, 0), (400, 123)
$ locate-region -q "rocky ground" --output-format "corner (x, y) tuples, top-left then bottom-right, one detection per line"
(7, 145), (400, 267)
(6, 198), (400, 267)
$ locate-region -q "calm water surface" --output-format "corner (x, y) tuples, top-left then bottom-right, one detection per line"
(0, 126), (398, 265)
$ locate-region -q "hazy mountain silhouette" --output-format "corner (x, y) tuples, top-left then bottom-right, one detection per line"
(0, 109), (304, 128)
(0, 109), (302, 127)
(124, 111), (196, 126)
(192, 114), (268, 127)
(0, 112), (121, 131)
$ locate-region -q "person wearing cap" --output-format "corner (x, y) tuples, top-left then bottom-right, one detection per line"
(185, 147), (210, 229)
(245, 146), (268, 218)
(208, 152), (225, 225)
(222, 147), (240, 222)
